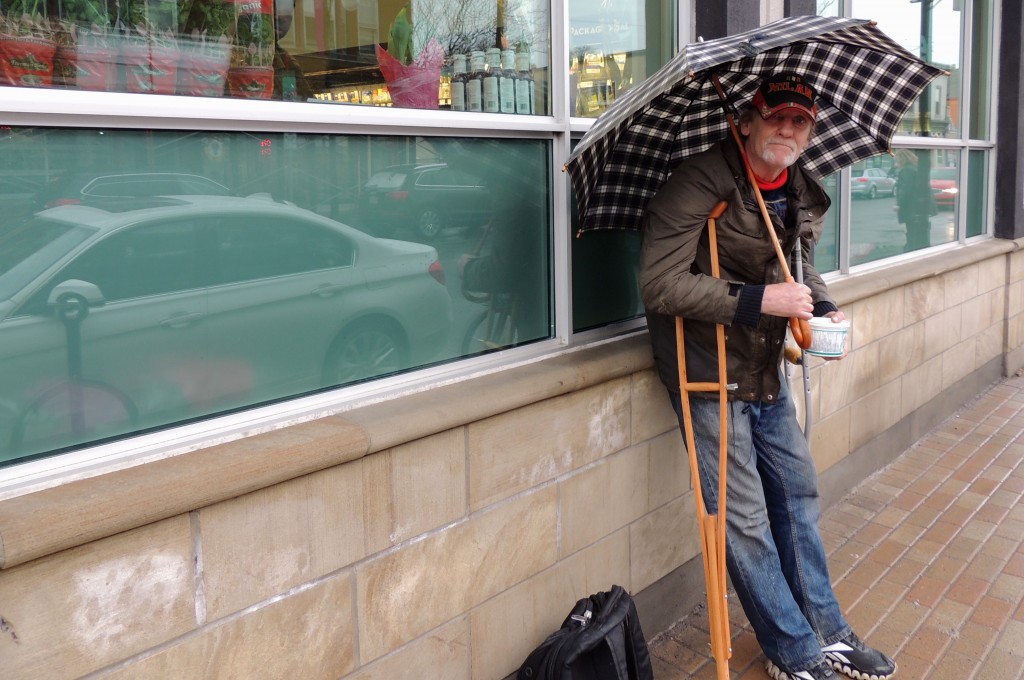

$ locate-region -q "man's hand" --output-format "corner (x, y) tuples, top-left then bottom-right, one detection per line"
(762, 282), (813, 319)
(819, 310), (849, 360)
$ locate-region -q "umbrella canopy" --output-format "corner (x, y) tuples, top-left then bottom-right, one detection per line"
(565, 15), (946, 235)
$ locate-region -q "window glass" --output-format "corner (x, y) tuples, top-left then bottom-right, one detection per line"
(848, 149), (959, 266)
(568, 0), (675, 118)
(0, 128), (550, 466)
(815, 0), (841, 17)
(812, 171), (840, 274)
(966, 149), (986, 238)
(570, 192), (643, 332)
(969, 0), (994, 139)
(60, 219), (203, 300)
(0, 0), (550, 112)
(852, 1), (961, 139)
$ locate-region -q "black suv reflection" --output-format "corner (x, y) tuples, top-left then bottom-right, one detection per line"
(357, 163), (492, 239)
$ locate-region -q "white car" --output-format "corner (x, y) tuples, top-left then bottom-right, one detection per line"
(850, 167), (897, 200)
(0, 194), (453, 462)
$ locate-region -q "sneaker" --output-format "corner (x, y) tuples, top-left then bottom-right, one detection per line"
(823, 631), (896, 680)
(766, 658), (837, 680)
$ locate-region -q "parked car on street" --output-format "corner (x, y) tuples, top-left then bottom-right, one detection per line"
(0, 194), (452, 461)
(357, 163), (492, 239)
(930, 167), (959, 210)
(42, 172), (232, 208)
(850, 167), (896, 199)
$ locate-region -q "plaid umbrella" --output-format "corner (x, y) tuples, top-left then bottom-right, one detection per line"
(565, 15), (946, 235)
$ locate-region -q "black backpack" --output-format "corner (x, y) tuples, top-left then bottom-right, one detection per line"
(516, 585), (654, 680)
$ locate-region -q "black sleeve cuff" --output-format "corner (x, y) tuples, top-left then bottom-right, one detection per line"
(734, 285), (764, 327)
(813, 301), (838, 317)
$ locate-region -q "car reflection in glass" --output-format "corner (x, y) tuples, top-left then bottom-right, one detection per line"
(357, 163), (492, 240)
(850, 167), (897, 200)
(930, 167), (958, 210)
(41, 171), (233, 208)
(0, 194), (453, 462)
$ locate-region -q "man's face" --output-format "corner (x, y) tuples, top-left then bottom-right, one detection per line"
(740, 109), (813, 176)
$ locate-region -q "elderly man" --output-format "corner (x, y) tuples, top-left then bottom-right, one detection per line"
(640, 73), (896, 680)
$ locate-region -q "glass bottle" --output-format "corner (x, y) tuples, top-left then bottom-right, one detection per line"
(515, 47), (534, 115)
(467, 50), (485, 112)
(499, 48), (516, 113)
(483, 47), (502, 113)
(451, 54), (468, 112)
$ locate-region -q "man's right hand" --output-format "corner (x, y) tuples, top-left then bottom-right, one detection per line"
(761, 281), (813, 319)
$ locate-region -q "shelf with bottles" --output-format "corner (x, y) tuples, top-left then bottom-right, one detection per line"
(314, 85), (393, 106)
(448, 43), (535, 114)
(572, 51), (627, 117)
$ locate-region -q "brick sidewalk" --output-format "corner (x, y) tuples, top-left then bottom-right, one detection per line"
(647, 376), (1024, 680)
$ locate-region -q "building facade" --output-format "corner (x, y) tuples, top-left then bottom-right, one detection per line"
(1, 0), (1022, 678)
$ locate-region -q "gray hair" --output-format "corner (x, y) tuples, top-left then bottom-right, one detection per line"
(736, 104), (817, 138)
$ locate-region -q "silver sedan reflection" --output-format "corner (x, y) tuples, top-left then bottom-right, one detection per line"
(0, 194), (453, 462)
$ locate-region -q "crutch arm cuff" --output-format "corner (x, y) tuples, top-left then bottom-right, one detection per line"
(733, 284), (764, 327)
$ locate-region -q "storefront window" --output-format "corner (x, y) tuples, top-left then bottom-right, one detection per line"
(568, 0), (675, 118)
(812, 170), (840, 274)
(847, 149), (959, 266)
(0, 0), (550, 111)
(0, 128), (550, 465)
(968, 0), (993, 139)
(570, 192), (643, 332)
(852, 0), (961, 138)
(966, 149), (986, 238)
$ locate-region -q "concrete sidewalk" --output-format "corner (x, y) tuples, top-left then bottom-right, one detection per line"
(647, 375), (1024, 680)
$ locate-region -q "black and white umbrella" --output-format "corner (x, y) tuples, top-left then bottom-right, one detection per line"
(565, 15), (946, 235)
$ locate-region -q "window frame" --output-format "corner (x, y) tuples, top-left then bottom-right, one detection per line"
(828, 0), (998, 277)
(0, 0), (1000, 488)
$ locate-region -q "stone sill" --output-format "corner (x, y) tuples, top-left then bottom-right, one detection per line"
(0, 238), (1017, 570)
(825, 238), (1018, 305)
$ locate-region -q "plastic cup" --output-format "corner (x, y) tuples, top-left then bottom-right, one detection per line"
(805, 317), (850, 357)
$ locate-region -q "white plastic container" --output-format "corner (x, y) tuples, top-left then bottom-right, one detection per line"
(805, 317), (850, 357)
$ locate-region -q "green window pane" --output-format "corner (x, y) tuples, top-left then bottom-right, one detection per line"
(848, 155), (905, 265)
(0, 128), (551, 466)
(969, 0), (994, 139)
(813, 171), (840, 274)
(849, 149), (960, 266)
(966, 150), (986, 238)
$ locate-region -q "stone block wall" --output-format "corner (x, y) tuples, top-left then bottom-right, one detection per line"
(0, 240), (1020, 679)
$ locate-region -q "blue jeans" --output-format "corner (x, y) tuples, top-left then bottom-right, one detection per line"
(669, 378), (851, 670)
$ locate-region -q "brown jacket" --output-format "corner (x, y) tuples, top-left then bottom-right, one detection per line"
(640, 137), (834, 402)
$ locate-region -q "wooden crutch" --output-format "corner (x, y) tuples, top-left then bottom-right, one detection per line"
(675, 199), (731, 680)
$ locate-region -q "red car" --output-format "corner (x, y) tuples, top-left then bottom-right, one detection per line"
(930, 167), (958, 210)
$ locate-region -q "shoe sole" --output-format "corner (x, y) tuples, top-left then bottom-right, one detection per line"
(826, 656), (897, 680)
(766, 659), (827, 680)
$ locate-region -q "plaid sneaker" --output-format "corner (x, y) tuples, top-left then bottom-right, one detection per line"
(823, 631), (896, 680)
(766, 658), (837, 680)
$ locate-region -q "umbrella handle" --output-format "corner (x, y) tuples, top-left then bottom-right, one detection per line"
(710, 74), (813, 350)
(790, 317), (811, 349)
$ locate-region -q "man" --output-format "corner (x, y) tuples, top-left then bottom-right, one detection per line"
(893, 148), (935, 252)
(639, 73), (897, 680)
